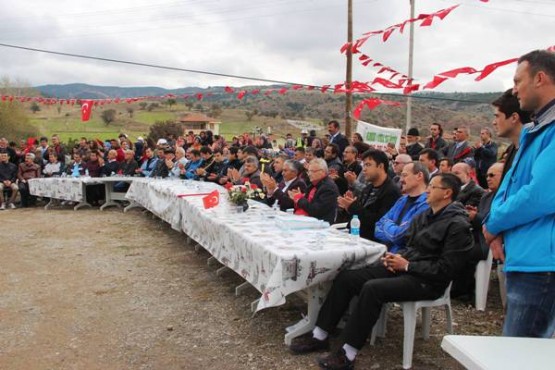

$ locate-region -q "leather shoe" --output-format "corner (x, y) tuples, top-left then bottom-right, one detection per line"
(317, 348), (355, 370)
(289, 333), (329, 354)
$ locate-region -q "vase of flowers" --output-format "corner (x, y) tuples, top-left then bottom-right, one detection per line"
(225, 181), (265, 212)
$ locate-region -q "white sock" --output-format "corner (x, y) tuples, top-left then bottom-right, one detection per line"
(312, 326), (328, 341)
(342, 343), (358, 361)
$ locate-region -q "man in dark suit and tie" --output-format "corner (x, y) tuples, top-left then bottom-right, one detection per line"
(445, 126), (474, 163)
(328, 120), (350, 159)
(262, 160), (307, 211)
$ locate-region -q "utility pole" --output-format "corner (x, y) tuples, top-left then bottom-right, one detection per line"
(406, 0), (416, 133)
(345, 0), (353, 138)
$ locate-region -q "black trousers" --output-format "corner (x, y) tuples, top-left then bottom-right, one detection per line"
(315, 264), (441, 349)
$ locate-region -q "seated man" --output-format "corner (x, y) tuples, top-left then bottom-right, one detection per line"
(337, 149), (401, 240)
(135, 147), (158, 177)
(170, 147), (189, 179)
(17, 152), (41, 207)
(288, 158), (339, 224)
(374, 162), (430, 253)
(43, 152), (63, 177)
(65, 152), (86, 177)
(119, 149), (138, 176)
(180, 149), (203, 180)
(201, 149), (226, 183)
(102, 150), (120, 177)
(228, 156), (263, 188)
(0, 151), (19, 209)
(262, 159), (306, 211)
(289, 173), (473, 370)
(452, 162), (485, 207)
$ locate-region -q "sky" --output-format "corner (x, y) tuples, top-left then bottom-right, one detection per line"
(1, 0), (554, 93)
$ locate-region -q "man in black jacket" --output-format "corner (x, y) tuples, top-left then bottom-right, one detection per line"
(328, 120), (350, 159)
(337, 149), (401, 240)
(289, 173), (473, 370)
(262, 160), (306, 211)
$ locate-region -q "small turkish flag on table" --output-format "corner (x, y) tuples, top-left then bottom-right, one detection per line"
(81, 100), (93, 121)
(202, 190), (220, 209)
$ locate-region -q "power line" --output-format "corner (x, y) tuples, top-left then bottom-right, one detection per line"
(0, 42), (494, 104)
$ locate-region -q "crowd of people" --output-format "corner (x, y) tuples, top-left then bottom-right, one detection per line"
(1, 49), (553, 370)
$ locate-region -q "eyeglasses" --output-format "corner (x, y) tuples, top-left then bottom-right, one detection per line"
(486, 173), (498, 178)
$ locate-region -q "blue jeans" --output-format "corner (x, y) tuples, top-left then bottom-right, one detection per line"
(503, 272), (555, 338)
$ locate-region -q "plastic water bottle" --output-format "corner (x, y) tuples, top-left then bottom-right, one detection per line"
(85, 168), (90, 177)
(350, 215), (360, 239)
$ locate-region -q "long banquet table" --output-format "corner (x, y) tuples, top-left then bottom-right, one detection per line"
(126, 178), (387, 344)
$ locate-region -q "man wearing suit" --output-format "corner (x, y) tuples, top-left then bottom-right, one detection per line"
(445, 127), (474, 163)
(337, 149), (401, 241)
(452, 162), (485, 207)
(406, 127), (424, 160)
(328, 120), (350, 159)
(288, 158), (339, 224)
(474, 127), (499, 188)
(262, 160), (306, 211)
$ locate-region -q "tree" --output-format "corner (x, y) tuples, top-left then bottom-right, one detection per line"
(147, 103), (159, 112)
(0, 77), (38, 139)
(185, 101), (194, 111)
(139, 102), (147, 110)
(147, 120), (184, 144)
(126, 107), (134, 118)
(30, 102), (41, 114)
(166, 98), (177, 110)
(101, 109), (117, 126)
(245, 111), (255, 121)
(209, 104), (222, 118)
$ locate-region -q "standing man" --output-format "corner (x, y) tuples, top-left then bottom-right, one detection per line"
(474, 128), (498, 188)
(485, 49), (555, 338)
(425, 122), (449, 153)
(327, 120), (350, 159)
(445, 127), (474, 163)
(405, 127), (424, 160)
(491, 89), (531, 181)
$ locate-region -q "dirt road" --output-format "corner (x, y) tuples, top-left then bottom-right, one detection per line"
(0, 207), (504, 369)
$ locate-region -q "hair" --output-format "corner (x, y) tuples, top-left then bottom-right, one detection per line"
(326, 143), (340, 156)
(457, 127), (470, 137)
(353, 142), (371, 156)
(419, 148), (440, 166)
(40, 136), (48, 142)
(309, 158), (328, 173)
(344, 145), (358, 156)
(199, 146), (212, 155)
(228, 146), (239, 156)
(305, 147), (316, 155)
(434, 172), (462, 201)
(408, 161), (430, 184)
(518, 49), (555, 82)
(491, 89), (531, 123)
(244, 155), (259, 168)
(439, 157), (453, 168)
(26, 152), (35, 160)
(481, 127), (493, 136)
(352, 132), (363, 142)
(175, 147), (185, 156)
(430, 122), (444, 137)
(213, 148), (223, 155)
(189, 149), (200, 157)
(125, 149), (135, 156)
(284, 159), (301, 175)
(328, 120), (340, 129)
(295, 146), (305, 154)
(361, 149), (389, 173)
(242, 145), (258, 157)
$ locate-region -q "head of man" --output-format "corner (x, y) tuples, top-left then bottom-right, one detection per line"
(438, 158), (453, 173)
(24, 153), (35, 164)
(400, 162), (429, 196)
(351, 132), (363, 143)
(124, 150), (134, 162)
(39, 137), (48, 148)
(327, 120), (340, 136)
(107, 150), (117, 161)
(0, 151), (9, 163)
(419, 148), (440, 173)
(485, 162), (504, 192)
(307, 158), (328, 184)
(89, 151), (98, 162)
(213, 149), (223, 163)
(48, 152), (58, 163)
(79, 137), (88, 148)
(393, 154), (412, 175)
(513, 50), (555, 113)
(430, 123), (443, 139)
(311, 138), (322, 149)
(175, 147), (185, 160)
(51, 135), (60, 146)
(324, 143), (339, 161)
(282, 160), (301, 182)
(406, 128), (420, 144)
(480, 128), (493, 144)
(455, 127), (469, 143)
(305, 147), (316, 162)
(156, 148), (165, 159)
(273, 155), (287, 174)
(342, 146), (358, 163)
(145, 147), (154, 159)
(228, 146), (239, 161)
(426, 173), (462, 212)
(451, 162), (472, 185)
(243, 156), (259, 176)
(361, 149), (389, 184)
(294, 147), (305, 161)
(200, 146), (212, 160)
(163, 148), (175, 161)
(189, 149), (201, 162)
(73, 153), (82, 163)
(492, 89), (531, 140)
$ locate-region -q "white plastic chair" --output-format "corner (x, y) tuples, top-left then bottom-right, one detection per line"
(370, 282), (454, 370)
(475, 249), (493, 311)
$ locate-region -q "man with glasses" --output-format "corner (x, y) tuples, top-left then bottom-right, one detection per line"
(262, 160), (306, 212)
(391, 153), (412, 191)
(289, 173), (472, 370)
(485, 50), (555, 338)
(337, 150), (400, 240)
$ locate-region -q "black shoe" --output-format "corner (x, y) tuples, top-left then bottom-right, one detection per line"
(317, 348), (355, 370)
(290, 332), (329, 354)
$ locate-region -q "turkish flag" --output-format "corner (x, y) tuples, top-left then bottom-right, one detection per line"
(81, 100), (93, 122)
(202, 190), (220, 209)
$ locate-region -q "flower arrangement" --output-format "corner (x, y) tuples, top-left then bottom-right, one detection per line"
(225, 181), (266, 206)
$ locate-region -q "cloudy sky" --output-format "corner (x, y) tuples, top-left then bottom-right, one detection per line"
(1, 0), (553, 93)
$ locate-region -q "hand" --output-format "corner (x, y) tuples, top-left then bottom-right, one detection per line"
(207, 173), (217, 180)
(381, 252), (409, 273)
(337, 195), (356, 210)
(465, 205), (478, 221)
(135, 168), (142, 173)
(344, 171), (356, 184)
(475, 140), (482, 149)
(288, 188), (301, 200)
(98, 157), (105, 166)
(482, 225), (497, 245)
(490, 236), (505, 263)
(178, 162), (185, 170)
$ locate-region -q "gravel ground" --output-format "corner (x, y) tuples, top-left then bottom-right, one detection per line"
(0, 207), (504, 369)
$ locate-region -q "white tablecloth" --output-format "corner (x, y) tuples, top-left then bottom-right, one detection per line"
(126, 178), (387, 311)
(29, 177), (103, 202)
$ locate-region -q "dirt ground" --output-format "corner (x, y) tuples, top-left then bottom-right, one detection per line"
(0, 207), (505, 370)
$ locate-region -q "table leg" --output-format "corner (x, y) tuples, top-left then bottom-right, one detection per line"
(284, 285), (326, 345)
(123, 200), (143, 213)
(235, 281), (252, 296)
(74, 201), (92, 211)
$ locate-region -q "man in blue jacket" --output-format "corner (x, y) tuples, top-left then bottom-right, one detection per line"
(374, 162), (430, 253)
(485, 49), (555, 338)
